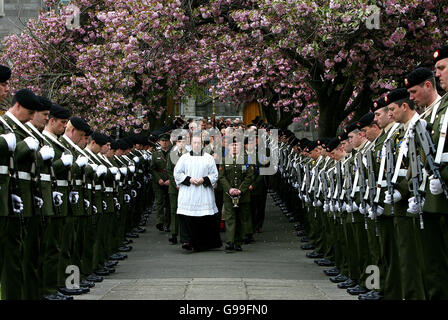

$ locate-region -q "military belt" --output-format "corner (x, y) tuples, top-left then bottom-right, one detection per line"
(441, 153), (448, 163)
(39, 173), (51, 182)
(18, 171), (31, 181)
(398, 169), (407, 177)
(104, 187), (114, 192)
(138, 169), (143, 173)
(0, 165), (8, 175)
(119, 182), (123, 186)
(87, 184), (92, 190)
(95, 185), (101, 191)
(75, 180), (82, 186)
(56, 180), (68, 187)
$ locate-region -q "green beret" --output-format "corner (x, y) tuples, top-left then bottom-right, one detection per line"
(13, 89), (40, 110)
(304, 140), (318, 152)
(433, 45), (448, 63)
(158, 133), (170, 141)
(343, 122), (359, 134)
(70, 116), (92, 135)
(0, 65), (11, 82)
(110, 140), (120, 150)
(355, 112), (375, 129)
(337, 132), (349, 142)
(371, 96), (387, 112)
(37, 96), (52, 111)
(386, 88), (409, 105)
(326, 137), (341, 152)
(317, 137), (331, 148)
(404, 67), (434, 88)
(90, 132), (108, 146)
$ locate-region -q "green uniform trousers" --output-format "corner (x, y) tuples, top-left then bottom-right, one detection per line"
(224, 202), (250, 245)
(169, 193), (179, 236)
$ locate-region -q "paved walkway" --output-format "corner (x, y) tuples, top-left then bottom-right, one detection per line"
(76, 193), (356, 300)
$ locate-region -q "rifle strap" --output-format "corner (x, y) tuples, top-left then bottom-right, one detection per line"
(435, 105), (448, 165)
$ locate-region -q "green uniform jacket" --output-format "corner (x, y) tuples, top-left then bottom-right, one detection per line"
(219, 153), (255, 204)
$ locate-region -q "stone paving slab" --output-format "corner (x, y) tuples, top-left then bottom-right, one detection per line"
(74, 195), (357, 300)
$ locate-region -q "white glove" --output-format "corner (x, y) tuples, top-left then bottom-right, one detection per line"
(313, 199), (322, 207)
(115, 172), (121, 181)
(384, 189), (402, 204)
(131, 189), (137, 198)
(359, 203), (370, 215)
(323, 202), (329, 212)
(429, 177), (443, 195)
(109, 166), (118, 175)
(128, 165), (135, 173)
(69, 191), (79, 204)
(89, 163), (98, 172)
(102, 200), (107, 211)
(338, 202), (347, 213)
(92, 205), (97, 214)
(142, 154), (149, 160)
(347, 202), (359, 213)
(96, 164), (107, 177)
(407, 196), (425, 214)
(119, 167), (127, 176)
(124, 194), (131, 203)
(52, 191), (63, 206)
(329, 203), (335, 212)
(1, 132), (16, 151)
(84, 199), (90, 210)
(23, 136), (39, 151)
(75, 156), (88, 168)
(113, 197), (120, 208)
(39, 145), (54, 161)
(133, 156), (140, 163)
(136, 181), (142, 189)
(11, 194), (23, 214)
(418, 119), (427, 129)
(368, 205), (384, 219)
(61, 153), (73, 166)
(34, 196), (44, 209)
(335, 202), (340, 212)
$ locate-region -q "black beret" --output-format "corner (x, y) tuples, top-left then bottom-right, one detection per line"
(13, 89), (40, 110)
(404, 67), (434, 88)
(123, 136), (135, 146)
(305, 140), (318, 152)
(355, 112), (375, 129)
(337, 132), (349, 142)
(344, 122), (359, 134)
(110, 140), (120, 150)
(90, 132), (109, 146)
(326, 137), (341, 152)
(317, 137), (331, 148)
(298, 138), (310, 150)
(386, 88), (409, 105)
(371, 96), (387, 112)
(433, 45), (448, 63)
(0, 65), (11, 82)
(36, 96), (52, 111)
(290, 137), (300, 147)
(70, 116), (92, 135)
(284, 130), (294, 138)
(50, 103), (71, 119)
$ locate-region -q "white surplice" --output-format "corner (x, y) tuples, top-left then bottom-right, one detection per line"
(174, 152), (218, 216)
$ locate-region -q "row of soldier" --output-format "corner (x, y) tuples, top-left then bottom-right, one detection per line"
(273, 44), (448, 300)
(0, 65), (154, 300)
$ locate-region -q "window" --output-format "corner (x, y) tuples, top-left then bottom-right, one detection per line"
(0, 0), (4, 17)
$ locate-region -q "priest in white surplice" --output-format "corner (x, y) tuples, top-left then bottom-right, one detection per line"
(173, 135), (222, 251)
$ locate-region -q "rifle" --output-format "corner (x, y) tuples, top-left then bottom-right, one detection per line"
(327, 168), (336, 221)
(408, 132), (425, 230)
(312, 164), (319, 217)
(304, 162), (311, 212)
(319, 169), (329, 211)
(385, 139), (396, 215)
(335, 160), (343, 224)
(296, 160), (304, 206)
(8, 149), (24, 225)
(366, 149), (379, 236)
(343, 159), (354, 222)
(30, 149), (46, 227)
(414, 119), (448, 199)
(356, 152), (368, 230)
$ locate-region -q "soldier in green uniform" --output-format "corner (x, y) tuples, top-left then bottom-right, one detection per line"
(151, 133), (172, 232)
(1, 89), (41, 300)
(219, 137), (255, 252)
(167, 134), (188, 245)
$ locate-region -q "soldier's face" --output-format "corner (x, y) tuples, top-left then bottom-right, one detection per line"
(54, 118), (68, 135)
(33, 110), (50, 130)
(387, 103), (404, 123)
(408, 81), (433, 107)
(436, 58), (448, 91)
(374, 108), (390, 129)
(348, 132), (362, 148)
(159, 140), (171, 149)
(100, 143), (110, 154)
(0, 81), (10, 100)
(232, 142), (241, 155)
(341, 140), (353, 153)
(192, 137), (202, 153)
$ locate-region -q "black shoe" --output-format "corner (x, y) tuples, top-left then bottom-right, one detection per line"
(169, 236), (178, 245)
(126, 232), (139, 238)
(156, 223), (164, 231)
(301, 243), (315, 250)
(324, 268), (340, 276)
(330, 274), (349, 283)
(139, 221), (147, 227)
(109, 253), (126, 261)
(55, 291), (74, 300)
(337, 279), (357, 289)
(288, 217), (295, 223)
(306, 251), (323, 259)
(86, 274), (103, 283)
(105, 260), (118, 268)
(80, 280), (95, 288)
(116, 252), (128, 259)
(234, 244), (243, 251)
(118, 245), (133, 252)
(301, 237), (310, 243)
(358, 291), (383, 300)
(58, 287), (88, 295)
(347, 285), (369, 295)
(43, 294), (67, 300)
(164, 227), (170, 232)
(296, 231), (307, 237)
(133, 227), (146, 233)
(225, 242), (234, 252)
(94, 269), (110, 276)
(182, 242), (193, 251)
(104, 266), (115, 273)
(316, 259), (335, 267)
(123, 239), (133, 245)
